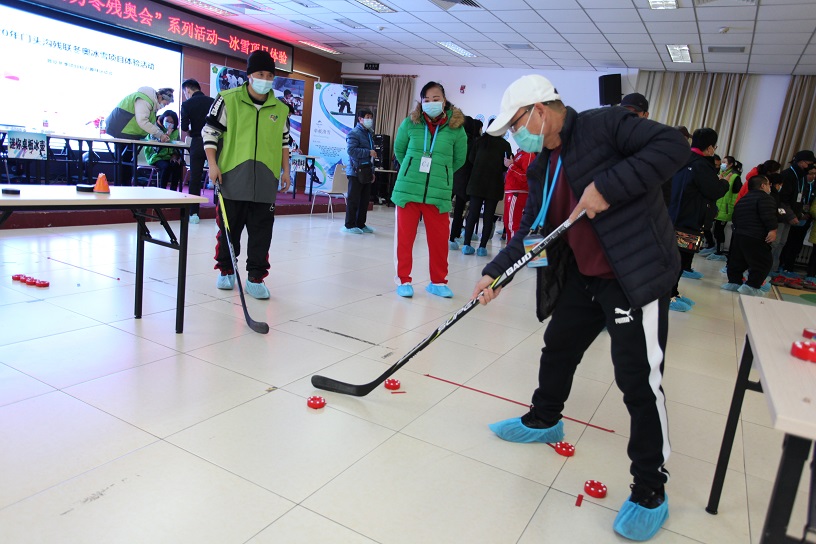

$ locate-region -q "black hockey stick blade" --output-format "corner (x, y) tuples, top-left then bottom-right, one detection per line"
(311, 211), (586, 396)
(216, 188), (270, 334)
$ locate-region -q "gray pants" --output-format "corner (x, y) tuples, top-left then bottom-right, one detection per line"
(771, 222), (792, 274)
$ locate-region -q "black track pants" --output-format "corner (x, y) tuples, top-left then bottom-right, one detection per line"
(532, 267), (671, 490)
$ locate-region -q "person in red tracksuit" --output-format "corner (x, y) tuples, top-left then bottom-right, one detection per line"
(503, 150), (535, 244)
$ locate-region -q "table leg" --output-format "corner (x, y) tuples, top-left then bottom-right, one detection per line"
(131, 142), (138, 187)
(760, 435), (812, 543)
(175, 206), (189, 334)
(707, 337), (761, 514)
(134, 210), (145, 318)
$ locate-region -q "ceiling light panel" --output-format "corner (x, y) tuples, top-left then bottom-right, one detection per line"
(335, 18), (367, 29)
(291, 19), (322, 29)
(667, 44), (692, 62)
(352, 0), (397, 13)
(649, 0), (677, 8)
(437, 41), (477, 57)
(298, 40), (342, 54)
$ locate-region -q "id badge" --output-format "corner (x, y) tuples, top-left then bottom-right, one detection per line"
(419, 156), (432, 173)
(523, 234), (548, 268)
(797, 192), (803, 203)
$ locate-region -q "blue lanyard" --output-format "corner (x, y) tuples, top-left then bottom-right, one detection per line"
(792, 166), (812, 201)
(423, 124), (440, 156)
(531, 156), (562, 231)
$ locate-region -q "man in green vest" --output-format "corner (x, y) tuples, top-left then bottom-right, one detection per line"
(105, 86), (174, 185)
(203, 50), (291, 300)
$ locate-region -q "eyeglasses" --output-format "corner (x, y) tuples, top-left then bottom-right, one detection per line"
(508, 106), (533, 134)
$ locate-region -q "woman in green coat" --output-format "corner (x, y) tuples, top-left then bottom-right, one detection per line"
(392, 81), (467, 298)
(706, 156), (742, 260)
(144, 111), (183, 190)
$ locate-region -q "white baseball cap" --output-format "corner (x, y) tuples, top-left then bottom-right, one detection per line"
(487, 74), (561, 136)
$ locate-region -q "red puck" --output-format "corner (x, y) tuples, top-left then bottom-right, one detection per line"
(307, 396), (326, 409)
(384, 378), (401, 390)
(35, 280), (49, 288)
(791, 341), (816, 362)
(584, 480), (607, 499)
(554, 441), (575, 457)
(25, 277), (38, 286)
(804, 328), (816, 339)
(12, 274), (24, 281)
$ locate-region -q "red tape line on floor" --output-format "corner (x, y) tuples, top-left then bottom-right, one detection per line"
(424, 374), (615, 433)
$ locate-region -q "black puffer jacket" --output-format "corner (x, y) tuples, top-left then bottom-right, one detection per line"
(467, 134), (512, 201)
(778, 164), (812, 220)
(671, 153), (728, 231)
(482, 106), (689, 315)
(732, 189), (778, 241)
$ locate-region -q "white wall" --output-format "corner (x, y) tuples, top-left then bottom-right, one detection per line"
(342, 62), (634, 124)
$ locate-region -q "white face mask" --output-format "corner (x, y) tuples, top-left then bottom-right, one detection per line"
(362, 118), (374, 129)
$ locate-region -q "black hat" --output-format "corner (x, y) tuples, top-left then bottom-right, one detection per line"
(247, 50), (276, 75)
(792, 150), (816, 164)
(621, 92), (649, 113)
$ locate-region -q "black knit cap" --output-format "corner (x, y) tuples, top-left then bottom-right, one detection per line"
(247, 50), (276, 75)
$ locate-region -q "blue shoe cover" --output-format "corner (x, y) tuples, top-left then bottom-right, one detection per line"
(706, 253), (727, 261)
(738, 284), (762, 297)
(341, 226), (364, 234)
(699, 247), (715, 256)
(476, 247), (488, 257)
(217, 273), (235, 290)
(396, 283), (413, 298)
(720, 266), (727, 274)
(681, 269), (703, 280)
(613, 494), (669, 541)
(360, 226), (375, 233)
(462, 245), (475, 255)
(721, 283), (741, 292)
(759, 281), (771, 293)
(448, 240), (460, 250)
(246, 280), (270, 299)
(426, 283), (453, 298)
(676, 295), (695, 306)
(669, 298), (690, 312)
(488, 418), (564, 443)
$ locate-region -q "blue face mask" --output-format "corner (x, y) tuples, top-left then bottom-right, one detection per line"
(362, 118), (374, 129)
(250, 77), (274, 94)
(163, 121), (174, 131)
(422, 101), (444, 118)
(512, 110), (544, 153)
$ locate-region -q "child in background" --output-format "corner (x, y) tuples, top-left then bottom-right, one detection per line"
(503, 150), (535, 245)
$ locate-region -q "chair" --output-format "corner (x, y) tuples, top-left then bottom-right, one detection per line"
(310, 166), (349, 220)
(135, 148), (159, 187)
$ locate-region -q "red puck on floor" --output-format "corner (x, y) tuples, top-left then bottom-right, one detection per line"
(384, 378), (401, 390)
(25, 277), (38, 286)
(12, 274), (24, 281)
(35, 280), (49, 288)
(307, 396), (326, 409)
(803, 328), (816, 339)
(584, 480), (607, 499)
(554, 441), (575, 457)
(791, 341), (816, 362)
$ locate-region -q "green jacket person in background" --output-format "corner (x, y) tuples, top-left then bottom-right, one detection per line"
(705, 156), (743, 261)
(203, 50), (291, 300)
(105, 86), (174, 185)
(392, 81), (467, 299)
(144, 110), (182, 191)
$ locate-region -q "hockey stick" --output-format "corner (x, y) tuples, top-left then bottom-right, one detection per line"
(215, 187), (270, 334)
(311, 210), (587, 396)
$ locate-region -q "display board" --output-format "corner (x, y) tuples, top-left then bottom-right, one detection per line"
(307, 82), (358, 189)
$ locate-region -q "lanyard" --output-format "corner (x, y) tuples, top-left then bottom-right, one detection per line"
(423, 123), (441, 156)
(531, 156), (562, 231)
(792, 166), (811, 201)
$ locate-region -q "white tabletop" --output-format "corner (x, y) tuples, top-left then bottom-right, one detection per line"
(0, 184), (207, 207)
(741, 297), (816, 439)
(1, 131), (189, 149)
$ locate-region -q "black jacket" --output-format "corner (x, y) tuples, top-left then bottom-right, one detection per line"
(452, 131), (477, 198)
(732, 190), (777, 241)
(466, 134), (512, 201)
(482, 106), (689, 314)
(778, 164), (812, 220)
(671, 153), (728, 231)
(180, 90), (215, 138)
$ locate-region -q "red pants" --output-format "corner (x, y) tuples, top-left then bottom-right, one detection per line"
(504, 191), (528, 245)
(395, 202), (449, 285)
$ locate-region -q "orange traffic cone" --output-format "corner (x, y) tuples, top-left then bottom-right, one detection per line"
(93, 173), (110, 194)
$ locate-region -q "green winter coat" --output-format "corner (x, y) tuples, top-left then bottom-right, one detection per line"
(144, 127), (180, 164)
(714, 171), (740, 221)
(391, 104), (467, 213)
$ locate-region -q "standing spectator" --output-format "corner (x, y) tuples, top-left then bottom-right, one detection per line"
(668, 128), (728, 311)
(473, 74), (688, 542)
(773, 150), (816, 277)
(343, 109), (376, 234)
(704, 156), (743, 261)
(503, 149), (536, 245)
(144, 111), (183, 191)
(449, 116), (480, 250)
(736, 159), (781, 203)
(722, 175), (777, 295)
(461, 119), (512, 257)
(700, 154), (722, 252)
(392, 81), (467, 299)
(105, 86), (173, 185)
(203, 50), (291, 299)
(801, 167), (816, 287)
(620, 92), (650, 119)
(180, 78), (215, 224)
(778, 150), (816, 278)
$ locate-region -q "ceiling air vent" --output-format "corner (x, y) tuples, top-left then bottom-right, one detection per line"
(504, 43), (534, 50)
(323, 42), (351, 48)
(694, 0), (756, 5)
(428, 0), (482, 11)
(707, 46), (746, 53)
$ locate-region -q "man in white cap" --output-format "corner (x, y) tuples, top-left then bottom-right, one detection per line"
(472, 75), (689, 541)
